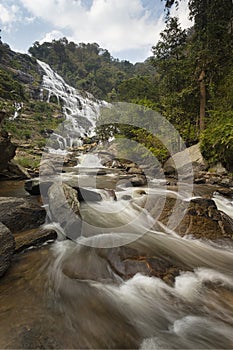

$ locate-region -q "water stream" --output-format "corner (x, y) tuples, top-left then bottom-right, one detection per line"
(0, 178), (233, 349)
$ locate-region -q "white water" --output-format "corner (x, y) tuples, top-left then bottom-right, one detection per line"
(37, 60), (108, 150)
(213, 192), (233, 219)
(76, 153), (104, 168)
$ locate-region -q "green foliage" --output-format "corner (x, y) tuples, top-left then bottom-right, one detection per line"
(200, 111), (233, 170)
(16, 156), (40, 169)
(0, 69), (25, 100)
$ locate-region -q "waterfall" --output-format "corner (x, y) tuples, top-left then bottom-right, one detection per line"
(37, 60), (108, 151)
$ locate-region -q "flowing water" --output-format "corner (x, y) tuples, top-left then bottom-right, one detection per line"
(0, 177), (233, 349)
(37, 60), (108, 150)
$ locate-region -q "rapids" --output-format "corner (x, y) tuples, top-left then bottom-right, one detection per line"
(0, 178), (233, 349)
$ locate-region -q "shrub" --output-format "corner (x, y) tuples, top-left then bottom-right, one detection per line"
(200, 111), (233, 171)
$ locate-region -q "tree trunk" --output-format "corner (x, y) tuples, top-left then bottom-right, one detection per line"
(199, 70), (206, 132)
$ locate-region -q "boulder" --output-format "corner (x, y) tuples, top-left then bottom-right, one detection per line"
(47, 183), (81, 240)
(0, 197), (46, 233)
(76, 187), (102, 202)
(130, 174), (147, 187)
(25, 177), (103, 202)
(25, 178), (52, 196)
(15, 228), (57, 253)
(163, 143), (207, 176)
(127, 167), (143, 175)
(158, 197), (233, 240)
(0, 222), (15, 277)
(99, 246), (181, 285)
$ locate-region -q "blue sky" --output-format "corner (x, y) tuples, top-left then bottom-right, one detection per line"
(0, 0), (192, 63)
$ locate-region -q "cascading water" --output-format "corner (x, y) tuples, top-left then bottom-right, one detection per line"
(37, 60), (108, 151)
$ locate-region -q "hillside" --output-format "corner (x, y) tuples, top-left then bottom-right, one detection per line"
(0, 41), (64, 170)
(28, 39), (157, 101)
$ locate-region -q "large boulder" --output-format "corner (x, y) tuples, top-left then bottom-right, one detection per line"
(0, 222), (15, 277)
(157, 197), (233, 240)
(47, 183), (81, 240)
(163, 143), (207, 176)
(99, 246), (181, 285)
(25, 177), (102, 202)
(15, 228), (57, 253)
(0, 197), (46, 233)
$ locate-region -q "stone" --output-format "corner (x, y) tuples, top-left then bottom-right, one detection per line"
(221, 178), (233, 188)
(99, 246), (181, 285)
(0, 197), (46, 233)
(0, 222), (15, 277)
(15, 228), (57, 253)
(25, 178), (52, 196)
(130, 174), (147, 187)
(175, 198), (233, 240)
(7, 159), (30, 179)
(163, 143), (207, 176)
(76, 187), (102, 202)
(127, 167), (143, 175)
(216, 188), (233, 198)
(48, 183), (81, 240)
(208, 163), (228, 175)
(194, 177), (206, 184)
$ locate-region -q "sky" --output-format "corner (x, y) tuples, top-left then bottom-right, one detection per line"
(0, 0), (192, 63)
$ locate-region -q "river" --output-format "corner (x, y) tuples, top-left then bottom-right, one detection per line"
(0, 174), (233, 349)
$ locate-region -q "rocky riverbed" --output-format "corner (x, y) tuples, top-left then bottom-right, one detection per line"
(0, 143), (233, 349)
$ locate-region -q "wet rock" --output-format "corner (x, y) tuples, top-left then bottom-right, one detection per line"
(175, 198), (233, 240)
(215, 188), (233, 198)
(127, 167), (143, 175)
(207, 176), (221, 185)
(0, 197), (46, 233)
(25, 178), (52, 196)
(15, 228), (57, 253)
(220, 178), (233, 188)
(194, 177), (206, 184)
(0, 222), (15, 277)
(121, 194), (132, 201)
(130, 174), (147, 187)
(48, 184), (81, 240)
(99, 246), (180, 285)
(75, 187), (102, 202)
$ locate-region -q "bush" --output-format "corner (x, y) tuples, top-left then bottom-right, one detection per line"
(200, 111), (233, 171)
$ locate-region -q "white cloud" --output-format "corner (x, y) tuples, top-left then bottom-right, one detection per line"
(0, 4), (19, 25)
(19, 0), (165, 56)
(0, 4), (12, 24)
(40, 30), (66, 44)
(170, 0), (193, 29)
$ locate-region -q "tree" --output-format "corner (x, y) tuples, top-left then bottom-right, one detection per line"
(151, 17), (198, 145)
(162, 0), (233, 131)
